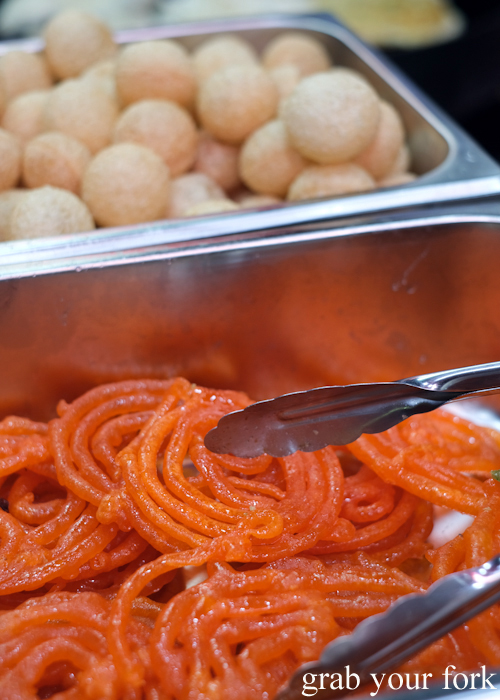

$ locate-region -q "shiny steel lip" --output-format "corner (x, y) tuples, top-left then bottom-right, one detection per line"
(0, 13), (499, 272)
(1, 199), (499, 281)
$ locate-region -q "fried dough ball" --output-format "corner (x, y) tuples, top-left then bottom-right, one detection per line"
(7, 186), (94, 239)
(0, 189), (26, 241)
(2, 89), (50, 143)
(287, 163), (375, 201)
(282, 68), (381, 164)
(0, 78), (5, 118)
(192, 34), (258, 83)
(355, 100), (405, 179)
(82, 59), (118, 102)
(239, 119), (307, 197)
(0, 128), (22, 191)
(197, 64), (278, 145)
(0, 51), (52, 100)
(193, 132), (240, 192)
(183, 198), (239, 217)
(0, 81), (6, 119)
(388, 143), (411, 176)
(379, 172), (416, 187)
(268, 64), (301, 101)
(116, 40), (196, 108)
(81, 143), (170, 227)
(23, 132), (91, 194)
(113, 99), (198, 176)
(43, 79), (119, 154)
(239, 194), (282, 208)
(262, 32), (331, 77)
(168, 172), (225, 218)
(43, 10), (117, 80)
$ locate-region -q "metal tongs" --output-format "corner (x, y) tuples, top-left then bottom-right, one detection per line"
(204, 361), (500, 458)
(275, 555), (500, 700)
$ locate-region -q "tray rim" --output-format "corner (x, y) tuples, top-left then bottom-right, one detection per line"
(1, 198), (500, 282)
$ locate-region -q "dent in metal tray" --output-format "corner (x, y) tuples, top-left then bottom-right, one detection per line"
(0, 12), (500, 273)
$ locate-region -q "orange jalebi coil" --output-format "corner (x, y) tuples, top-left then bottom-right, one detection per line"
(0, 380), (500, 699)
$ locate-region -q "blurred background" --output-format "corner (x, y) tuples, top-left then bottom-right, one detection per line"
(0, 0), (497, 161)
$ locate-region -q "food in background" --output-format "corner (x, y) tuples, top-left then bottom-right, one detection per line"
(193, 131), (241, 192)
(288, 162), (376, 200)
(183, 198), (240, 217)
(0, 188), (25, 240)
(0, 49), (52, 100)
(238, 193), (282, 208)
(380, 171), (417, 187)
(113, 98), (199, 176)
(43, 9), (117, 79)
(191, 33), (258, 82)
(321, 0), (465, 48)
(7, 185), (94, 239)
(116, 39), (196, 107)
(0, 128), (21, 191)
(355, 100), (406, 179)
(81, 57), (118, 97)
(0, 10), (417, 242)
(81, 142), (171, 227)
(282, 69), (381, 164)
(1, 89), (50, 143)
(43, 78), (119, 154)
(197, 64), (279, 144)
(262, 30), (332, 76)
(22, 131), (91, 193)
(167, 172), (226, 218)
(239, 119), (307, 197)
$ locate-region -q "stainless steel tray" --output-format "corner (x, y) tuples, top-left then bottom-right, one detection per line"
(0, 12), (499, 272)
(2, 200), (500, 420)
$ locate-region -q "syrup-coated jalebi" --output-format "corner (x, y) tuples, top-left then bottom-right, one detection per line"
(0, 380), (500, 699)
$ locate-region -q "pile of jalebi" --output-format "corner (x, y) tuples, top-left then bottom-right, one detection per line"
(1, 377), (500, 699)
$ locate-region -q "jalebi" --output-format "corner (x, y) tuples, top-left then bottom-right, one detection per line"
(0, 380), (500, 699)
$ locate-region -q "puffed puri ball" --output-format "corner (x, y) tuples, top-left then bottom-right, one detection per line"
(282, 68), (381, 165)
(262, 31), (332, 77)
(2, 89), (50, 143)
(197, 64), (279, 145)
(168, 172), (225, 218)
(0, 128), (22, 192)
(43, 79), (119, 154)
(193, 132), (240, 192)
(239, 119), (307, 197)
(0, 51), (52, 100)
(0, 78), (6, 120)
(192, 34), (258, 83)
(116, 40), (196, 108)
(81, 143), (171, 227)
(354, 100), (405, 180)
(183, 199), (239, 217)
(23, 131), (91, 194)
(268, 64), (301, 102)
(287, 163), (375, 201)
(113, 99), (198, 177)
(7, 186), (95, 239)
(0, 189), (26, 241)
(43, 9), (117, 80)
(82, 59), (118, 101)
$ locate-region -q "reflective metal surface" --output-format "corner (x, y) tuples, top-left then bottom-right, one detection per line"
(1, 201), (500, 421)
(204, 361), (500, 457)
(0, 13), (499, 270)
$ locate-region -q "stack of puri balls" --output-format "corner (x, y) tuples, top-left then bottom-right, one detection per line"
(0, 9), (415, 242)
